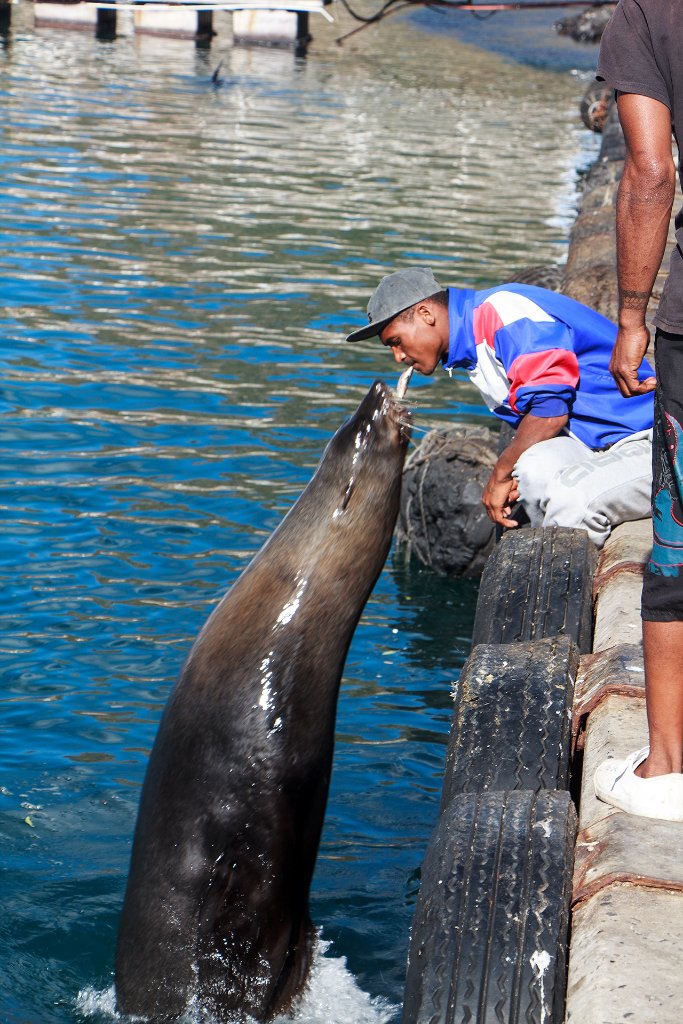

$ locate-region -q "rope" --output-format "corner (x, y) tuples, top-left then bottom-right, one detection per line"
(397, 427), (497, 566)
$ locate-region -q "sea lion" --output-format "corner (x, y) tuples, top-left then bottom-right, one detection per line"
(115, 380), (411, 1022)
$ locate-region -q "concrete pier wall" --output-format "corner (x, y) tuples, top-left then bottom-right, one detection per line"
(560, 92), (679, 329)
(560, 100), (625, 321)
(566, 522), (683, 1024)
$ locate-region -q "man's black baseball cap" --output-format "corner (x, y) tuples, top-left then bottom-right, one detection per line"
(345, 267), (444, 343)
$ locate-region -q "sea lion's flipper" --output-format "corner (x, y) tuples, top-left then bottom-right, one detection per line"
(197, 860), (315, 1021)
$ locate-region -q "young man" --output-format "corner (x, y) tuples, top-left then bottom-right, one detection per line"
(346, 266), (654, 548)
(591, 0), (683, 820)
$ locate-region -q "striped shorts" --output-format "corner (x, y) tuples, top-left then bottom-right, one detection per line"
(642, 329), (683, 620)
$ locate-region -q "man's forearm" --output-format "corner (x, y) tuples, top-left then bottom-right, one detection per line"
(616, 94), (675, 329)
(495, 412), (569, 481)
(617, 161), (675, 327)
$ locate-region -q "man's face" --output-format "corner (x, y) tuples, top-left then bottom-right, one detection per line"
(378, 302), (447, 376)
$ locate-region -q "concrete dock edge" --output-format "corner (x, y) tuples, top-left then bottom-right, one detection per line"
(565, 520), (683, 1024)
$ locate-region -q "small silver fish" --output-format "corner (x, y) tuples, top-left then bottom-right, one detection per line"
(396, 366), (413, 400)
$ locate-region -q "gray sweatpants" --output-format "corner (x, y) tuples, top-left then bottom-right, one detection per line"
(513, 429), (653, 549)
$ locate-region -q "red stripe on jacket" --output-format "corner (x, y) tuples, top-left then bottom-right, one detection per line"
(507, 348), (580, 413)
(473, 300), (503, 348)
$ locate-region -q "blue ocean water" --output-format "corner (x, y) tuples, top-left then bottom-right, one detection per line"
(0, 9), (600, 1022)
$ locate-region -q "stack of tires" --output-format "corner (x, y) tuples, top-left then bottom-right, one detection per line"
(401, 526), (598, 1024)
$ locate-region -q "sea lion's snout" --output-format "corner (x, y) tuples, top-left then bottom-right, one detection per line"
(365, 380), (412, 443)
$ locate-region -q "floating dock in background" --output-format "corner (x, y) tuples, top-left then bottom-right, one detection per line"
(7, 0), (332, 47)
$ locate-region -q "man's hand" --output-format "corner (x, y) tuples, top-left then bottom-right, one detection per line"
(482, 471), (520, 529)
(609, 324), (657, 397)
(481, 412), (568, 529)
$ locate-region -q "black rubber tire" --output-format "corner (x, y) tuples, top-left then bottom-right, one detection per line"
(401, 790), (577, 1024)
(440, 635), (579, 808)
(471, 526), (597, 653)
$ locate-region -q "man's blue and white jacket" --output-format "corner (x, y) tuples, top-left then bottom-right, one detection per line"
(444, 284), (654, 449)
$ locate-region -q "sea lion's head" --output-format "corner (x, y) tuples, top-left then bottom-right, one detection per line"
(250, 381), (410, 609)
(303, 380), (411, 546)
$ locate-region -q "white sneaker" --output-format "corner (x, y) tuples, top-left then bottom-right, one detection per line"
(594, 746), (683, 822)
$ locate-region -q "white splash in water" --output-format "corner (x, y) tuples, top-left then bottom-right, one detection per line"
(277, 940), (397, 1024)
(76, 939), (397, 1024)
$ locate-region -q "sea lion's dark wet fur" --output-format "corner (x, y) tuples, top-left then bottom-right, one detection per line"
(115, 381), (411, 1022)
